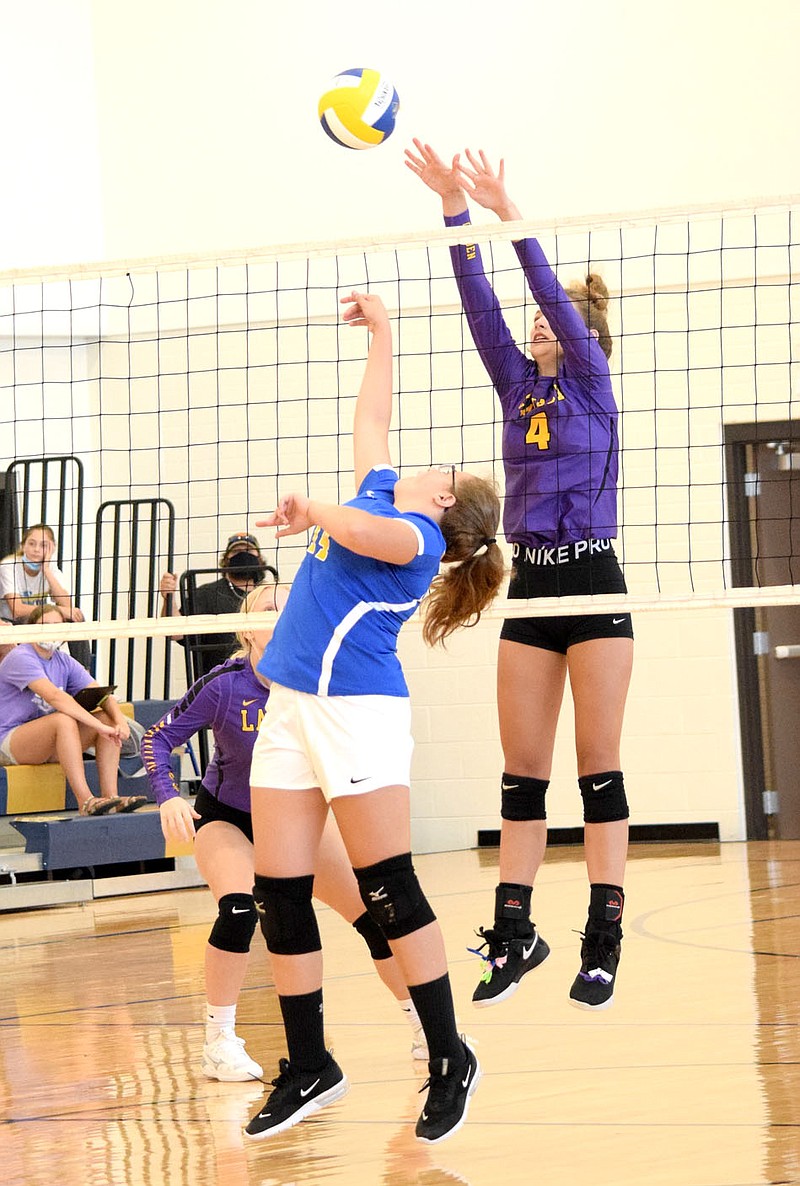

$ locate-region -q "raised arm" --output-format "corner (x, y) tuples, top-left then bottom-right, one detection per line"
(458, 150), (608, 381)
(341, 291), (394, 490)
(405, 140), (530, 401)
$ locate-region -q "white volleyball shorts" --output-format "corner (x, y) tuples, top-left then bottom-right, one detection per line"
(250, 683), (413, 802)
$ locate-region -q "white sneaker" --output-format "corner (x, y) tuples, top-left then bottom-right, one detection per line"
(201, 1029), (263, 1082)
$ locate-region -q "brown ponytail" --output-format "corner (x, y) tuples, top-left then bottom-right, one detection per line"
(565, 272), (613, 359)
(422, 475), (504, 647)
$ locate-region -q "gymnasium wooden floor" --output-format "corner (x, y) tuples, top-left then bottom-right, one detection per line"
(2, 840), (799, 1186)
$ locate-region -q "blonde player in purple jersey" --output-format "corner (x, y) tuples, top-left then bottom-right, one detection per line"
(406, 143), (633, 1012)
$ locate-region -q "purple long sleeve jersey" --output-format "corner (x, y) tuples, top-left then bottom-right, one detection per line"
(142, 657), (269, 812)
(446, 210), (619, 548)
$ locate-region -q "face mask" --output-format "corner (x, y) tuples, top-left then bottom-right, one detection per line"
(24, 560), (42, 572)
(37, 640), (62, 653)
(226, 551), (266, 582)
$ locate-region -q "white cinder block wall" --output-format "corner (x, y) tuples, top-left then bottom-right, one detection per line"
(402, 601), (743, 855)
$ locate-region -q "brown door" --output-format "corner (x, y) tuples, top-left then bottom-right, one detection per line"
(743, 439), (800, 839)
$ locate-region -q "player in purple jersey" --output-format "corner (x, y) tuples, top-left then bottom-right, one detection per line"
(143, 583), (431, 1083)
(406, 143), (634, 1012)
(0, 604), (146, 814)
(244, 291), (502, 1145)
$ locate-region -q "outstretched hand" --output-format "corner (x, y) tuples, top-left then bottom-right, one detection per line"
(340, 290), (389, 333)
(455, 149), (510, 215)
(256, 495), (314, 539)
(404, 139), (464, 199)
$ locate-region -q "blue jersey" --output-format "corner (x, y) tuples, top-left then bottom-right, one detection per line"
(259, 466), (445, 696)
(445, 210), (619, 548)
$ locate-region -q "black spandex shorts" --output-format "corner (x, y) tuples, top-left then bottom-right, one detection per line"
(500, 539), (634, 655)
(194, 786), (254, 844)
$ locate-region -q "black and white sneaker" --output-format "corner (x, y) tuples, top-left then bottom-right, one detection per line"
(415, 1040), (481, 1144)
(569, 924), (622, 1010)
(244, 1053), (348, 1140)
(470, 926), (550, 1007)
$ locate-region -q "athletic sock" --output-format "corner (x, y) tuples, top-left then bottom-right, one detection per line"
(398, 997), (422, 1033)
(205, 1002), (237, 1043)
(278, 988), (328, 1072)
(408, 973), (464, 1065)
(493, 881), (534, 939)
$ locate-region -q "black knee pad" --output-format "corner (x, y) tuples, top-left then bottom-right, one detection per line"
(579, 771), (629, 823)
(208, 892), (258, 954)
(501, 773), (549, 821)
(354, 852), (436, 941)
(352, 910), (393, 961)
(252, 873), (320, 955)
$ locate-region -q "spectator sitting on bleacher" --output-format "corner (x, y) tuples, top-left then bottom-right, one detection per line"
(0, 523), (92, 671)
(0, 604), (147, 816)
(159, 532), (278, 677)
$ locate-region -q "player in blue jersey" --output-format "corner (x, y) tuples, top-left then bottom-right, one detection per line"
(406, 142), (633, 1013)
(143, 582), (430, 1082)
(244, 291), (503, 1145)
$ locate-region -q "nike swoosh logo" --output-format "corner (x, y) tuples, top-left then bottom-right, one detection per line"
(612, 617), (626, 625)
(257, 1110), (271, 1119)
(243, 698), (258, 706)
(350, 776), (370, 784)
(592, 779), (613, 791)
(501, 782), (520, 791)
(421, 1111), (429, 1121)
(231, 907), (250, 914)
(300, 1078), (320, 1098)
(461, 1065), (472, 1089)
(522, 940), (536, 960)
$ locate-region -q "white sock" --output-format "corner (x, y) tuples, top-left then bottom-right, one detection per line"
(206, 1002), (237, 1043)
(398, 998), (422, 1032)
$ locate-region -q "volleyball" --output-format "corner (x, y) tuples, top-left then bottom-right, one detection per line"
(318, 68), (399, 150)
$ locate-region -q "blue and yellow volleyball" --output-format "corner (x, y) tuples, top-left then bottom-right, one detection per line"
(318, 68), (399, 150)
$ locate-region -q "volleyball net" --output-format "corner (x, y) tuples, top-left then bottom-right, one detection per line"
(2, 196), (799, 666)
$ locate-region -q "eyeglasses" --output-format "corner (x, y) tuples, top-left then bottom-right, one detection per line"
(433, 464), (457, 494)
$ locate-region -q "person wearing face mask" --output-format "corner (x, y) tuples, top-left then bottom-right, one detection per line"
(159, 534), (279, 677)
(143, 583), (431, 1083)
(0, 524), (92, 671)
(0, 604), (148, 815)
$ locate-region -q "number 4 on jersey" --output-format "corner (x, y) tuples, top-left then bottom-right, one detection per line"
(526, 411), (551, 450)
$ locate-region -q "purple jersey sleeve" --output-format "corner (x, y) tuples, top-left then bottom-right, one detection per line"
(142, 677), (224, 804)
(511, 236), (612, 406)
(445, 210), (530, 415)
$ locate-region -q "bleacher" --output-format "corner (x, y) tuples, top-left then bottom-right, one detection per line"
(0, 458), (206, 910)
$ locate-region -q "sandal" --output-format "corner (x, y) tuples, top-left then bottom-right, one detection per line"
(113, 795), (149, 813)
(79, 796), (121, 817)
